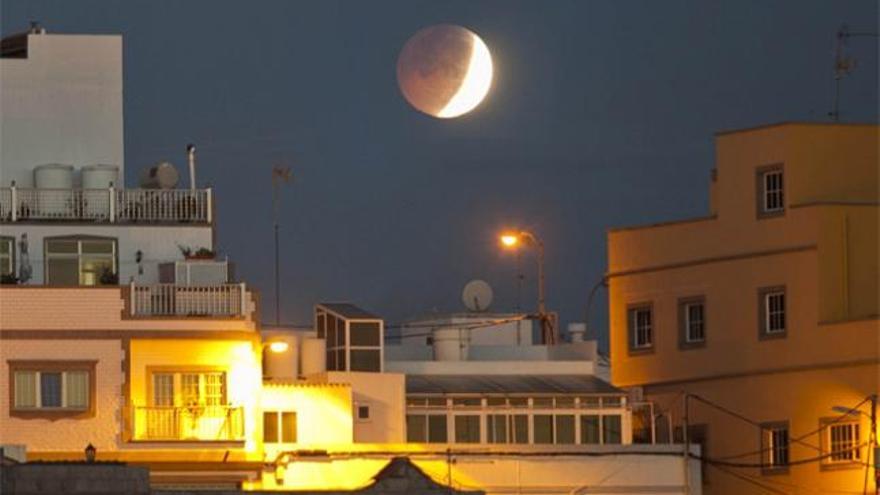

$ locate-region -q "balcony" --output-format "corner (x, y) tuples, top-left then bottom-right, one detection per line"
(130, 283), (248, 318)
(131, 405), (244, 442)
(0, 186), (212, 224)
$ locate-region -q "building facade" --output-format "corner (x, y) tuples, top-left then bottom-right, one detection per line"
(607, 122), (879, 494)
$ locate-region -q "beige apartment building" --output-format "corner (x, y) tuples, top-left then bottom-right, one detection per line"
(607, 122), (879, 494)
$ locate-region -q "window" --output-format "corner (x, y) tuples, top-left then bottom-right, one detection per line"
(827, 421), (861, 464)
(45, 237), (117, 285)
(678, 298), (705, 347)
(761, 421), (789, 474)
(555, 415), (575, 444)
(533, 414), (553, 444)
(9, 361), (95, 418)
(759, 287), (786, 338)
(407, 414), (448, 443)
(264, 411), (297, 443)
(602, 415), (622, 444)
(758, 166), (785, 215)
(487, 414), (508, 443)
(454, 415), (481, 443)
(0, 236), (14, 277)
(356, 404), (371, 421)
(150, 370), (226, 406)
(581, 415), (600, 444)
(628, 304), (653, 351)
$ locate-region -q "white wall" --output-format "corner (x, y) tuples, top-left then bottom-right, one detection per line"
(400, 314), (534, 347)
(0, 224), (212, 284)
(0, 34), (124, 187)
(321, 371), (406, 443)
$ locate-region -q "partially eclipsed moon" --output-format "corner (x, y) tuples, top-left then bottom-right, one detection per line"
(397, 25), (493, 119)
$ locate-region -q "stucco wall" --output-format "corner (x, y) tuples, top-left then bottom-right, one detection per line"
(0, 339), (123, 452)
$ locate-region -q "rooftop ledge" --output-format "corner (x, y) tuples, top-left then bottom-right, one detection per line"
(0, 187), (213, 224)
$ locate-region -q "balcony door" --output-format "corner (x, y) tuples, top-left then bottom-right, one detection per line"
(147, 371), (227, 440)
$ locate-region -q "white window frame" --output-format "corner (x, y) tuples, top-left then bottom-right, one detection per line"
(684, 301), (705, 343)
(764, 291), (786, 335)
(827, 421), (861, 464)
(150, 371), (226, 407)
(762, 169), (784, 213)
(0, 236), (14, 277)
(629, 305), (653, 350)
(45, 236), (117, 286)
(263, 410), (297, 444)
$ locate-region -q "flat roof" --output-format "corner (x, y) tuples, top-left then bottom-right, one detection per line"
(406, 374), (621, 395)
(714, 121), (878, 137)
(317, 303), (380, 320)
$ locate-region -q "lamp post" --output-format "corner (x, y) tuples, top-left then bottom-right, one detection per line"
(500, 230), (555, 344)
(271, 167), (292, 326)
(832, 395), (878, 494)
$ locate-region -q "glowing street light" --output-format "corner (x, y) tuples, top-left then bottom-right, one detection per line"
(499, 230), (555, 344)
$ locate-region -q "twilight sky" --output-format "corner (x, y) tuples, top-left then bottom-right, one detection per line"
(2, 1), (877, 348)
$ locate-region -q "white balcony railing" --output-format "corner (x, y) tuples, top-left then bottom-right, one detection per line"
(130, 283), (248, 318)
(132, 405), (245, 441)
(0, 186), (212, 223)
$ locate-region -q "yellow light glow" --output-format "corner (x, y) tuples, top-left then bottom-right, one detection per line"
(268, 341), (289, 353)
(437, 32), (493, 118)
(500, 234), (519, 248)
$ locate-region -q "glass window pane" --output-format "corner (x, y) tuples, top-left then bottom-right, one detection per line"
(512, 415), (529, 444)
(534, 415), (553, 444)
(581, 415), (600, 444)
(336, 319), (346, 346)
(486, 397), (506, 407)
(281, 412), (297, 443)
(349, 349), (381, 372)
(428, 415), (447, 443)
(533, 397), (553, 408)
(181, 374), (200, 406)
(14, 371), (37, 408)
(555, 397), (575, 408)
(40, 372), (62, 407)
(47, 240), (77, 254)
(263, 412), (279, 443)
(336, 349), (346, 370)
(350, 322), (380, 346)
(454, 415), (480, 443)
(47, 258), (79, 285)
(66, 371), (89, 409)
(452, 398), (481, 407)
(326, 350), (337, 370)
(580, 397), (601, 409)
(407, 415), (427, 442)
(81, 257), (114, 286)
(509, 397), (528, 408)
(152, 374), (174, 406)
(487, 414), (508, 444)
(0, 238), (10, 254)
(81, 240), (114, 254)
(427, 397), (447, 407)
(555, 415), (575, 444)
(603, 415), (622, 444)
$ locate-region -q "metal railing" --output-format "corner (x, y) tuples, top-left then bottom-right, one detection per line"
(0, 186), (212, 223)
(130, 283), (248, 318)
(132, 405), (244, 441)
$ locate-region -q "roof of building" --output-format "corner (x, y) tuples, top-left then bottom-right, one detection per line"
(317, 303), (380, 320)
(714, 121), (878, 137)
(406, 374), (622, 395)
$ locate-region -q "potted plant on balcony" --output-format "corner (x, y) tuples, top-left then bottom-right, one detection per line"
(99, 267), (119, 285)
(178, 245), (215, 260)
(1, 273), (19, 285)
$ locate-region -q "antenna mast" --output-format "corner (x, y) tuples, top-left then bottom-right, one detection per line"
(829, 24), (878, 121)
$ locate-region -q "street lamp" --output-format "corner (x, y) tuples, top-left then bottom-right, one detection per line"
(831, 395), (878, 494)
(499, 230), (555, 344)
(264, 340), (290, 354)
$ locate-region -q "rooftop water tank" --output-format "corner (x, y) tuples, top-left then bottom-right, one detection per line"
(432, 327), (470, 361)
(568, 322), (587, 342)
(139, 161), (179, 189)
(33, 164), (74, 217)
(263, 334), (299, 380)
(301, 337), (326, 376)
(81, 164), (119, 189)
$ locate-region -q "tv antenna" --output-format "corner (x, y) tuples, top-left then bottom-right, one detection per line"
(829, 24), (878, 121)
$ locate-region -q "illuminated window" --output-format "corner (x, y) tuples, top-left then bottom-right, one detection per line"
(150, 371), (225, 406)
(0, 236), (14, 277)
(628, 304), (653, 351)
(264, 411), (297, 443)
(9, 361), (94, 418)
(45, 237), (117, 285)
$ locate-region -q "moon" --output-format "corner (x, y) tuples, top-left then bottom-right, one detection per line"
(396, 25), (493, 119)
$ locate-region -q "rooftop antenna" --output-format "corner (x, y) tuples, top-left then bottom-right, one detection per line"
(271, 165), (293, 325)
(829, 24), (879, 121)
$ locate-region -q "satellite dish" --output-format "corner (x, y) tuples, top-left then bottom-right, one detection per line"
(462, 280), (493, 312)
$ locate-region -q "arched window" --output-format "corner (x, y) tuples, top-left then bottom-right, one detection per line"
(44, 236), (117, 286)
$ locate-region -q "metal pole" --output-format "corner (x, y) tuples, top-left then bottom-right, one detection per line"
(272, 181), (281, 326)
(683, 393), (690, 495)
(871, 394), (878, 495)
(536, 237), (550, 343)
(585, 276), (608, 341)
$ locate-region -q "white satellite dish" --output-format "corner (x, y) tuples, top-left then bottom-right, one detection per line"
(462, 279), (493, 312)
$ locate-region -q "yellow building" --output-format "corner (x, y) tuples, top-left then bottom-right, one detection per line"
(607, 122), (879, 494)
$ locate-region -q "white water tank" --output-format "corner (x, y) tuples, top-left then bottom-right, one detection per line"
(81, 164), (119, 189)
(263, 334), (299, 380)
(33, 164), (74, 216)
(140, 161), (179, 189)
(568, 322), (587, 342)
(301, 337), (326, 376)
(432, 327), (471, 361)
